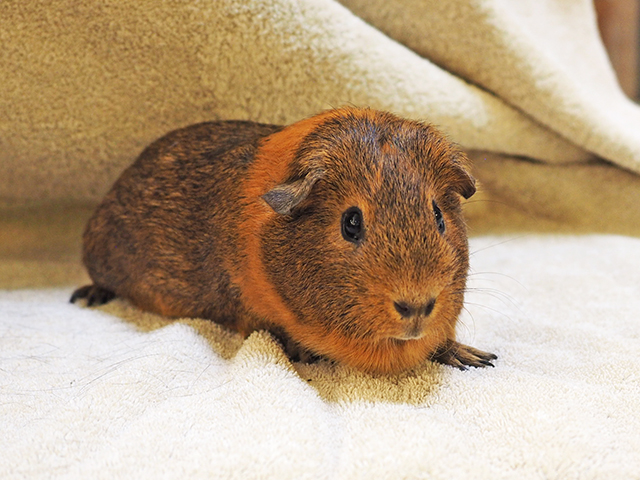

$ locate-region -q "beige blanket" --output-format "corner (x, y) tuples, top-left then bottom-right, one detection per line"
(2, 230), (640, 478)
(1, 1), (640, 478)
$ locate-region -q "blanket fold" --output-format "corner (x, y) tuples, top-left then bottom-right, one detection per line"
(5, 0), (638, 203)
(340, 0), (640, 174)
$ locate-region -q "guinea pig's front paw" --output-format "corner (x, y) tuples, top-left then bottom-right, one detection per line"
(69, 284), (116, 307)
(268, 327), (323, 364)
(431, 340), (497, 371)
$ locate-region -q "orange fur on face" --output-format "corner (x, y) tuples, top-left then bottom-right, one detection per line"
(234, 108), (473, 374)
(233, 111), (337, 336)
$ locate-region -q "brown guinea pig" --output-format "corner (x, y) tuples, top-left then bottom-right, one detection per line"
(71, 107), (496, 374)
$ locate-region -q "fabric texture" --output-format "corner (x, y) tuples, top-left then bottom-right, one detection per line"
(3, 0), (640, 204)
(1, 0), (640, 478)
(2, 234), (640, 479)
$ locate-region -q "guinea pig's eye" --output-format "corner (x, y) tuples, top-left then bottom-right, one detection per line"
(341, 207), (364, 243)
(433, 201), (445, 234)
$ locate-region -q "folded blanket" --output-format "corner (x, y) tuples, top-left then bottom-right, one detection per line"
(341, 0), (640, 173)
(4, 0), (640, 204)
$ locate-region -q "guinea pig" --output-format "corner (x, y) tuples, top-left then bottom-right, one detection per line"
(70, 107), (496, 374)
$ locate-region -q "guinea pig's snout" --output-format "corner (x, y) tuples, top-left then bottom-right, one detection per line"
(393, 298), (436, 319)
(392, 297), (437, 340)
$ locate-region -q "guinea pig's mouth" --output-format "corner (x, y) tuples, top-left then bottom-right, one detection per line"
(391, 322), (427, 341)
(388, 304), (433, 341)
(392, 332), (426, 341)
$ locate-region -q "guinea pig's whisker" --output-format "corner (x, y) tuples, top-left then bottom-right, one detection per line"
(467, 270), (527, 292)
(465, 287), (520, 310)
(460, 305), (475, 324)
(463, 198), (511, 207)
(462, 301), (515, 322)
(468, 234), (531, 258)
(456, 308), (477, 338)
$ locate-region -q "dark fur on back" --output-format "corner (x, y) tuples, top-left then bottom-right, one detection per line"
(82, 121), (281, 326)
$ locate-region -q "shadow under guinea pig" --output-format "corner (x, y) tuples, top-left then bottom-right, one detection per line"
(90, 295), (446, 405)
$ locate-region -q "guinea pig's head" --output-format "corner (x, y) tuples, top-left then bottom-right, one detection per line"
(252, 108), (475, 373)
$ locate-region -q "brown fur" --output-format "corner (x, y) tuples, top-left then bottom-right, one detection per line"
(72, 108), (496, 374)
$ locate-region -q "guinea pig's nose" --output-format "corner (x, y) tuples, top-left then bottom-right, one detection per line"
(394, 299), (436, 318)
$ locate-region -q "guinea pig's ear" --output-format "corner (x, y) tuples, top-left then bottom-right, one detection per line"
(446, 152), (476, 199)
(451, 165), (476, 199)
(261, 169), (325, 215)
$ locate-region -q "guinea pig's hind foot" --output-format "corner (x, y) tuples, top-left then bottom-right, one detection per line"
(69, 284), (116, 307)
(431, 340), (497, 371)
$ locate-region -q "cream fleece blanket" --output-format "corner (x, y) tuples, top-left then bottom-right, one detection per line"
(2, 0), (640, 478)
(2, 234), (640, 479)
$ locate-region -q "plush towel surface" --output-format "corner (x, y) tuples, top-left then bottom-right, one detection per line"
(2, 0), (640, 478)
(2, 234), (640, 479)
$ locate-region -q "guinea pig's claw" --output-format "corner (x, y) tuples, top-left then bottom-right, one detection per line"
(431, 340), (497, 370)
(70, 284), (116, 307)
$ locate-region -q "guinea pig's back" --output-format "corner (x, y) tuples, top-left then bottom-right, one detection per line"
(83, 121), (281, 321)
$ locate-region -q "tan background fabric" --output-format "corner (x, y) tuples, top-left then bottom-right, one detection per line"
(2, 0), (624, 204)
(341, 0), (640, 173)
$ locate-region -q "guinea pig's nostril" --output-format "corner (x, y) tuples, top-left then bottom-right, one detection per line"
(423, 298), (436, 317)
(394, 301), (415, 318)
(395, 299), (437, 318)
